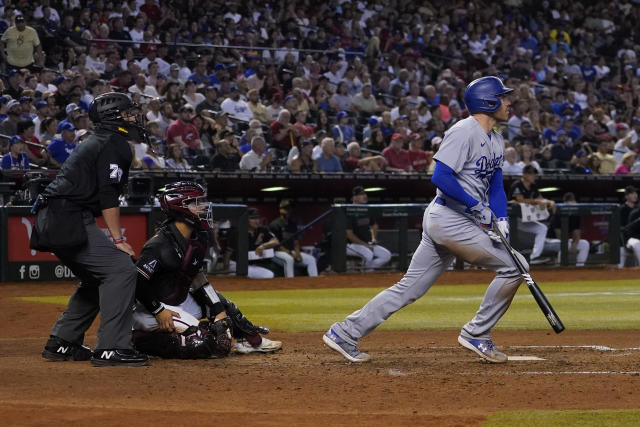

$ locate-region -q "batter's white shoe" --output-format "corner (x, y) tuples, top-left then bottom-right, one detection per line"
(233, 337), (282, 354)
(458, 335), (507, 363)
(323, 328), (371, 363)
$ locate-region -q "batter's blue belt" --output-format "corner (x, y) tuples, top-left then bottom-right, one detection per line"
(434, 196), (446, 206)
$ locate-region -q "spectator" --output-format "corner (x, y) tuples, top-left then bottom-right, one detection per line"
(39, 117), (57, 144)
(614, 152), (637, 176)
(18, 119), (44, 166)
(517, 144), (542, 174)
(593, 141), (618, 173)
(220, 85), (252, 123)
(332, 111), (355, 143)
(289, 139), (315, 173)
(508, 165), (556, 265)
(181, 80), (205, 111)
(128, 73), (160, 103)
(195, 85), (220, 115)
(345, 141), (386, 172)
(550, 131), (574, 169)
(613, 123), (634, 163)
(330, 81), (353, 112)
(45, 122), (76, 167)
(166, 105), (203, 151)
(165, 145), (191, 171)
(570, 148), (592, 174)
(351, 82), (383, 114)
(315, 137), (342, 173)
(346, 186), (392, 270)
(408, 135), (431, 172)
(239, 136), (272, 172)
(382, 133), (411, 172)
(293, 110), (315, 139)
(269, 200), (318, 278)
(585, 153), (602, 174)
(141, 139), (166, 170)
(1, 135), (29, 170)
(270, 109), (298, 151)
(0, 15), (43, 69)
(210, 133), (242, 172)
(57, 103), (82, 132)
(0, 100), (22, 136)
(507, 100), (531, 140)
(246, 88), (270, 123)
(32, 100), (51, 141)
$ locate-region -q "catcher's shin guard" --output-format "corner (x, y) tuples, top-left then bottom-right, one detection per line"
(215, 291), (269, 339)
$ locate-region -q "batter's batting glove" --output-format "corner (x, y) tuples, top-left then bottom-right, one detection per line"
(467, 201), (492, 227)
(487, 217), (509, 242)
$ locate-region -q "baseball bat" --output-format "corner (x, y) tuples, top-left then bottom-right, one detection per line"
(490, 213), (565, 333)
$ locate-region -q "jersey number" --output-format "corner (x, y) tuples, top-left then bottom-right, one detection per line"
(109, 163), (123, 182)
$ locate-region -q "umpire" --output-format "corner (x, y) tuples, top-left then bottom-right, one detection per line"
(33, 92), (149, 367)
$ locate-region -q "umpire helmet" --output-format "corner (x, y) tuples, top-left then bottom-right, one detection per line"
(464, 76), (513, 114)
(158, 181), (214, 230)
(89, 92), (135, 123)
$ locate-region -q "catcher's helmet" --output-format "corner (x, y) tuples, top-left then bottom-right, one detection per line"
(158, 181), (214, 230)
(464, 76), (513, 114)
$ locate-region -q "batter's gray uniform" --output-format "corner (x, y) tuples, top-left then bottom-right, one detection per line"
(331, 116), (528, 344)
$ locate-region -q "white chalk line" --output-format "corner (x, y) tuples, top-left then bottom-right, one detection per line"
(424, 345), (640, 351)
(437, 291), (640, 302)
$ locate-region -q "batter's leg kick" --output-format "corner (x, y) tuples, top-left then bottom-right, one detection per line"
(490, 212), (565, 333)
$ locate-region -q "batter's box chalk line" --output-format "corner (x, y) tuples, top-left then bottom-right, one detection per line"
(426, 345), (640, 352)
(457, 371), (640, 376)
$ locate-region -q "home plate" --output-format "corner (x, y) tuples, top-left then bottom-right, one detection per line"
(508, 356), (546, 361)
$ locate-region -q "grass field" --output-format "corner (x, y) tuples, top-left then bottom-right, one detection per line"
(18, 279), (640, 332)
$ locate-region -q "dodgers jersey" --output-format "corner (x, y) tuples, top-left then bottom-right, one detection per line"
(433, 116), (504, 209)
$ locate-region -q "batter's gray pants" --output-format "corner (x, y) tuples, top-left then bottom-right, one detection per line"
(332, 201), (529, 344)
(50, 212), (137, 350)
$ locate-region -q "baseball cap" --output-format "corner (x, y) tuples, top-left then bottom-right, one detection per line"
(179, 104), (194, 112)
(170, 63), (180, 71)
(7, 100), (20, 110)
(368, 117), (379, 126)
(54, 75), (68, 85)
(556, 129), (567, 136)
(391, 133), (404, 140)
(279, 199), (292, 210)
(300, 139), (313, 147)
(59, 122), (76, 132)
(0, 96), (9, 105)
(624, 185), (638, 195)
(616, 122), (629, 131)
(9, 135), (24, 145)
(66, 103), (80, 114)
(19, 96), (32, 103)
(247, 208), (261, 219)
(431, 136), (443, 146)
(7, 69), (20, 78)
(352, 186), (366, 196)
(337, 111), (349, 119)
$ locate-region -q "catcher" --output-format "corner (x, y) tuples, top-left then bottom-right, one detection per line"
(132, 181), (282, 358)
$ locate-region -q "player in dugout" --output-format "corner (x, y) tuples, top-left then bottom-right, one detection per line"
(132, 181), (282, 358)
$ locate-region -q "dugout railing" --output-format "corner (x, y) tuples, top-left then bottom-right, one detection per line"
(0, 204), (250, 282)
(330, 202), (622, 273)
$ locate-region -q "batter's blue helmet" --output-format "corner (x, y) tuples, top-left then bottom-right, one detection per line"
(464, 76), (513, 114)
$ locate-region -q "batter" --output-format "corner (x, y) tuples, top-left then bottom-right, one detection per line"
(323, 76), (529, 363)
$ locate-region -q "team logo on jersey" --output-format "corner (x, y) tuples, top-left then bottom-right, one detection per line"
(474, 153), (503, 180)
(142, 259), (158, 274)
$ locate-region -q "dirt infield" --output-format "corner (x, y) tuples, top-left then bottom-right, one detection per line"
(1, 268), (639, 426)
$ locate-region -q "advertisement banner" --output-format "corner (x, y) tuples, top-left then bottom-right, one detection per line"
(6, 213), (148, 281)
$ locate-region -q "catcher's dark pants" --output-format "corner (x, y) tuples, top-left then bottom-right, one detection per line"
(49, 212), (137, 350)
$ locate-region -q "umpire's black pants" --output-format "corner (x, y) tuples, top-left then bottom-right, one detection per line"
(50, 211), (137, 350)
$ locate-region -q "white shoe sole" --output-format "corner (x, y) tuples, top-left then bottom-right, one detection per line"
(233, 339), (282, 354)
(457, 336), (507, 363)
(322, 334), (370, 363)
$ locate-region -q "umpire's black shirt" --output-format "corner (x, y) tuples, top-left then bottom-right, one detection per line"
(509, 180), (541, 201)
(44, 127), (133, 216)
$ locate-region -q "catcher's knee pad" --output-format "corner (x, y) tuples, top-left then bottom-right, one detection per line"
(200, 318), (232, 358)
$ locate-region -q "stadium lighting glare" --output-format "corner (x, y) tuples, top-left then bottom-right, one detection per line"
(617, 188), (626, 193)
(260, 186), (288, 192)
(538, 187), (560, 193)
(364, 187), (386, 192)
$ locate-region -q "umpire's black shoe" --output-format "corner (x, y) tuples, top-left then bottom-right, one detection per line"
(42, 336), (92, 361)
(90, 349), (150, 367)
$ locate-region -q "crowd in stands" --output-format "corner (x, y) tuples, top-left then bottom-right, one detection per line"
(0, 0), (640, 177)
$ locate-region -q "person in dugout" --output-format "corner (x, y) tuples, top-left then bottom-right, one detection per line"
(132, 181), (282, 358)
